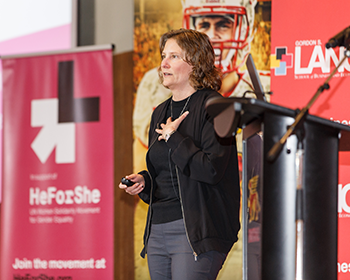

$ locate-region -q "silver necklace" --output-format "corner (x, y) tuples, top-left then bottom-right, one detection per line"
(170, 95), (191, 119)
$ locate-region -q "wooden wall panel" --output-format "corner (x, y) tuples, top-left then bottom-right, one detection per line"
(113, 51), (134, 280)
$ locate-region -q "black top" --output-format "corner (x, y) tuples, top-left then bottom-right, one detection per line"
(148, 98), (189, 224)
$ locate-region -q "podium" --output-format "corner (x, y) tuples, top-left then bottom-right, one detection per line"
(206, 96), (350, 280)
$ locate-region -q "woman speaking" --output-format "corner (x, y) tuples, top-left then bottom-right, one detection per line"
(119, 28), (240, 280)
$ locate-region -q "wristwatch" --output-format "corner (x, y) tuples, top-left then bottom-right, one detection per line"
(165, 130), (176, 142)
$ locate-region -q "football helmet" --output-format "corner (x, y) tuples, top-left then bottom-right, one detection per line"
(182, 0), (256, 74)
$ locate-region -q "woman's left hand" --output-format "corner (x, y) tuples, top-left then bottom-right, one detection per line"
(155, 111), (189, 141)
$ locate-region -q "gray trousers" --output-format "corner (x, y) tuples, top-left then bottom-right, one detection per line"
(147, 219), (227, 280)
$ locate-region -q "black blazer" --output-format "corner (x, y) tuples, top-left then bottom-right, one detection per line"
(139, 88), (241, 258)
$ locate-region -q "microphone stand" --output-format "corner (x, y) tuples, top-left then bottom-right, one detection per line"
(267, 46), (350, 280)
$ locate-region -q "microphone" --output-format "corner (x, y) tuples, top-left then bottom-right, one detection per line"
(326, 26), (350, 49)
(242, 90), (272, 101)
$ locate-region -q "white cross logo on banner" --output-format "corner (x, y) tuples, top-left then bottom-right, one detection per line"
(30, 60), (99, 164)
(31, 99), (75, 164)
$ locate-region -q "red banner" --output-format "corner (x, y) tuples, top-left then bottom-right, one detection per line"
(271, 1), (350, 278)
(0, 47), (114, 280)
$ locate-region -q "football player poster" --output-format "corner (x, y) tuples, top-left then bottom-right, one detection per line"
(0, 47), (114, 280)
(133, 0), (271, 279)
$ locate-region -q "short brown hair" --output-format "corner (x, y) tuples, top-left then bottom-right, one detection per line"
(158, 28), (222, 91)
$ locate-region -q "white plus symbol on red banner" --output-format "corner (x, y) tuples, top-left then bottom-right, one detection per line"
(31, 98), (75, 164)
(30, 60), (100, 164)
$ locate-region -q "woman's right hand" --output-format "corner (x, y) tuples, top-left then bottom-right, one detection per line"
(119, 173), (145, 195)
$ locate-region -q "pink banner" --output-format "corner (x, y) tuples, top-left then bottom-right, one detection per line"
(271, 1), (350, 279)
(0, 47), (114, 280)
